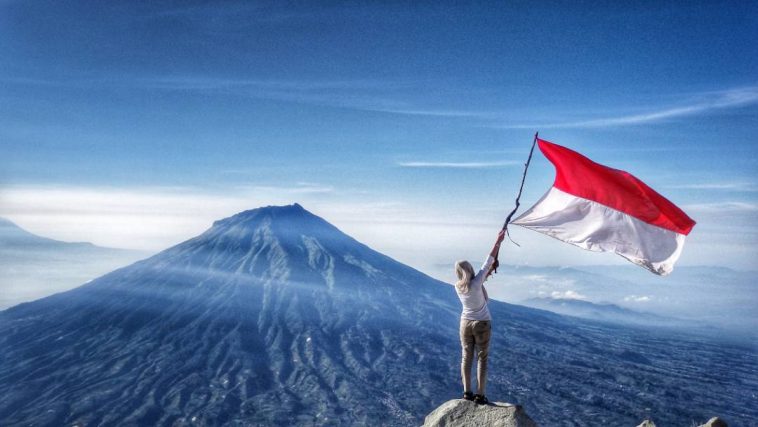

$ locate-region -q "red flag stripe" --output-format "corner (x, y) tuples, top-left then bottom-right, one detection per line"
(537, 138), (696, 235)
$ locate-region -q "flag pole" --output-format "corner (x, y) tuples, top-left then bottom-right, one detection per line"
(502, 131), (539, 230)
(490, 131), (539, 276)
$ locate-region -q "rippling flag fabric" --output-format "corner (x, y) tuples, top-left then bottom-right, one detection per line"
(512, 138), (696, 275)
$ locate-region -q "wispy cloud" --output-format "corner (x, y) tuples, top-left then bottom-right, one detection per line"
(150, 2), (419, 27)
(1, 74), (513, 121)
(665, 182), (758, 192)
(550, 290), (586, 300)
(397, 160), (519, 169)
(497, 86), (758, 129)
(370, 108), (499, 118)
(5, 74), (757, 130)
(683, 201), (758, 213)
(134, 76), (431, 113)
(245, 183), (334, 194)
(0, 75), (419, 112)
(150, 80), (758, 126)
(124, 77), (506, 118)
(624, 295), (652, 303)
(142, 76), (394, 92)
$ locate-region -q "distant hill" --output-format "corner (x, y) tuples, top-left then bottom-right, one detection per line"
(0, 216), (95, 249)
(0, 217), (147, 309)
(489, 263), (757, 341)
(522, 297), (691, 328)
(1, 205), (755, 426)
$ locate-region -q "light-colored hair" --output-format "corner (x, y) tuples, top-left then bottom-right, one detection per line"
(455, 260), (475, 294)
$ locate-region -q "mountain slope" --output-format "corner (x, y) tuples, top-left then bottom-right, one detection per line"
(0, 205), (755, 426)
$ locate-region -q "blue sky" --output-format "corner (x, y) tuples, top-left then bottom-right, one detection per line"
(1, 1), (757, 277)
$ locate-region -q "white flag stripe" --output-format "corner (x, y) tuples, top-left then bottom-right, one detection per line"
(513, 187), (686, 275)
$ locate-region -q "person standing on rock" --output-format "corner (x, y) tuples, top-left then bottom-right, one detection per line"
(454, 229), (505, 405)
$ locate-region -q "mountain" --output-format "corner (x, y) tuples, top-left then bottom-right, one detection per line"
(0, 217), (147, 309)
(0, 216), (95, 249)
(1, 205), (755, 426)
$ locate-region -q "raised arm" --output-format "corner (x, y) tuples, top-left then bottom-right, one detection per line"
(490, 229), (506, 258)
(478, 230), (506, 280)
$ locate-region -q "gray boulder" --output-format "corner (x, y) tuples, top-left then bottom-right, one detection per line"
(423, 399), (538, 427)
(698, 417), (727, 427)
(635, 416), (727, 427)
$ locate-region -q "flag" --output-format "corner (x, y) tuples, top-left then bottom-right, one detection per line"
(512, 138), (696, 275)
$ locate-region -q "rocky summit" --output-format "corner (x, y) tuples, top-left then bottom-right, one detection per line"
(423, 399), (538, 427)
(1, 205), (755, 426)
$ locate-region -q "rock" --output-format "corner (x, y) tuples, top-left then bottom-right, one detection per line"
(423, 399), (538, 427)
(636, 416), (727, 427)
(698, 417), (727, 427)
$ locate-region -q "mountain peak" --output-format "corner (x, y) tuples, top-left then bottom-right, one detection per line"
(0, 217), (67, 247)
(155, 203), (407, 287)
(211, 203), (309, 227)
(205, 203), (343, 246)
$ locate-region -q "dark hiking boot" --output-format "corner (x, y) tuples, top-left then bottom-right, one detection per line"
(462, 391), (474, 401)
(474, 394), (489, 405)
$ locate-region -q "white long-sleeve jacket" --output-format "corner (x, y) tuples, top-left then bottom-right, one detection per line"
(455, 255), (495, 321)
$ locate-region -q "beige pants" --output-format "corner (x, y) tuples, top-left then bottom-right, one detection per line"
(460, 318), (491, 395)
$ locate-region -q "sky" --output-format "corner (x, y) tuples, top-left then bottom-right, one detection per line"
(1, 0), (757, 280)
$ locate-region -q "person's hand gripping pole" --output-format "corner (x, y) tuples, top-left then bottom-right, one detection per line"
(487, 230), (506, 278)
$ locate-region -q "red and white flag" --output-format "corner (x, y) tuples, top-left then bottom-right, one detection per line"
(512, 138), (696, 275)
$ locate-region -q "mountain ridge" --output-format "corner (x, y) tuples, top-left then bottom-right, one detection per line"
(523, 297), (681, 324)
